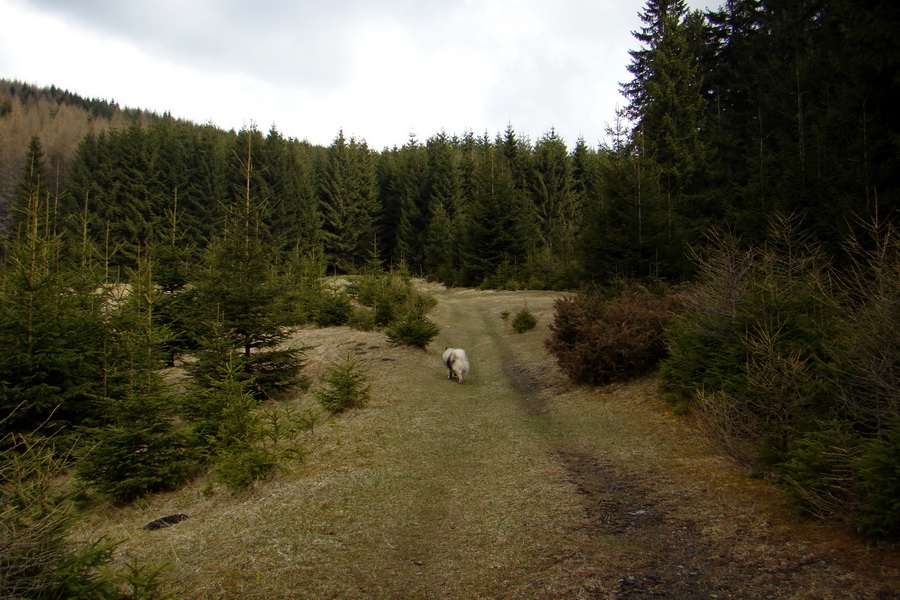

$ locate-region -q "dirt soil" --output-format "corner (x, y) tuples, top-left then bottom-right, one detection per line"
(72, 284), (899, 599)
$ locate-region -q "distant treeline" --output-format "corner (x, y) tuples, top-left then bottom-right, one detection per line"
(0, 0), (900, 287)
(2, 0), (897, 287)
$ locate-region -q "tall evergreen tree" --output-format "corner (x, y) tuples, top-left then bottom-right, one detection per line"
(423, 132), (462, 279)
(654, 7), (709, 190)
(319, 131), (378, 273)
(622, 0), (710, 279)
(198, 128), (279, 357)
(499, 124), (532, 194)
(457, 142), (531, 287)
(529, 128), (580, 285)
(394, 134), (430, 272)
(192, 129), (302, 398)
(824, 0), (900, 229)
(105, 123), (165, 264)
(701, 0), (770, 241)
(571, 137), (608, 280)
(374, 147), (403, 265)
(147, 118), (225, 250)
(579, 142), (660, 282)
(75, 248), (192, 502)
(189, 123), (229, 243)
(262, 126), (322, 254)
(12, 136), (49, 236)
(0, 153), (102, 436)
(571, 137), (603, 209)
(62, 123), (167, 269)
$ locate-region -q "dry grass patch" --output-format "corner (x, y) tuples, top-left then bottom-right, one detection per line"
(70, 287), (598, 599)
(67, 283), (898, 600)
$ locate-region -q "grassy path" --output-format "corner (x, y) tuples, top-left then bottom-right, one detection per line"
(293, 288), (598, 598)
(73, 286), (898, 599)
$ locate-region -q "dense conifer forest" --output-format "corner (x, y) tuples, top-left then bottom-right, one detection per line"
(2, 0), (898, 284)
(3, 5), (897, 285)
(1, 0), (899, 596)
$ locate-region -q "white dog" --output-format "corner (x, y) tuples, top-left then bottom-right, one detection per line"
(442, 347), (470, 384)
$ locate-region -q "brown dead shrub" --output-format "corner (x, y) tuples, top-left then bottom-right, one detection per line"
(545, 284), (684, 385)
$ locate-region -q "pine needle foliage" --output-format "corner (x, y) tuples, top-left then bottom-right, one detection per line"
(75, 252), (193, 503)
(661, 218), (900, 538)
(511, 308), (537, 333)
(190, 128), (304, 399)
(185, 359), (277, 492)
(315, 353), (371, 414)
(0, 161), (103, 438)
(384, 313), (441, 349)
(2, 428), (169, 599)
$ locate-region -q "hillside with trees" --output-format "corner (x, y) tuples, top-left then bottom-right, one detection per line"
(3, 0), (897, 283)
(1, 0), (898, 596)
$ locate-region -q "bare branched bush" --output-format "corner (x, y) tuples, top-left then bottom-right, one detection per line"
(691, 389), (763, 466)
(683, 230), (756, 324)
(833, 220), (900, 433)
(663, 216), (838, 446)
(742, 324), (824, 460)
(781, 424), (865, 520)
(662, 216), (900, 538)
(1, 430), (80, 598)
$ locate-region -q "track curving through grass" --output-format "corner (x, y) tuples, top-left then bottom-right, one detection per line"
(71, 284), (899, 599)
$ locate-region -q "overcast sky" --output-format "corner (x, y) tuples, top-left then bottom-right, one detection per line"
(1, 0), (718, 150)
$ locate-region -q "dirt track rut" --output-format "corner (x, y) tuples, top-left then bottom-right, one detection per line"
(78, 286), (899, 599)
(432, 288), (899, 600)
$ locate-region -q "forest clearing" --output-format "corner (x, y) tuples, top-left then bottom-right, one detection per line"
(69, 284), (899, 600)
(3, 1), (899, 597)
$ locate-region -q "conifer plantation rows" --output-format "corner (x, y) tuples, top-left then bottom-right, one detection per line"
(3, 2), (898, 288)
(1, 0), (899, 594)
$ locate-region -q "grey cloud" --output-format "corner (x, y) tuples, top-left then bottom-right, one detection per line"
(24, 0), (375, 89)
(18, 0), (660, 148)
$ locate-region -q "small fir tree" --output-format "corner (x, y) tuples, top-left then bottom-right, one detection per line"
(315, 353), (371, 414)
(1, 428), (170, 599)
(76, 251), (193, 503)
(511, 308), (538, 333)
(0, 154), (103, 437)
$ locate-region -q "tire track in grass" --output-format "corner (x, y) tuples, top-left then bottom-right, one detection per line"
(313, 288), (594, 599)
(73, 285), (898, 599)
(437, 288), (900, 600)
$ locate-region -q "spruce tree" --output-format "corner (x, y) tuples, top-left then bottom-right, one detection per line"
(374, 147), (404, 265)
(62, 124), (167, 269)
(0, 145), (102, 437)
(579, 142), (655, 282)
(148, 118), (224, 251)
(75, 249), (192, 503)
(422, 132), (462, 280)
(104, 123), (164, 266)
(192, 129), (302, 399)
(394, 134), (429, 272)
(262, 127), (322, 255)
(621, 0), (710, 279)
(152, 189), (203, 366)
(319, 130), (378, 273)
(529, 128), (579, 285)
(457, 143), (531, 287)
(11, 136), (49, 235)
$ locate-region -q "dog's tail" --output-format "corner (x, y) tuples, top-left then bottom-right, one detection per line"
(443, 348), (456, 369)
